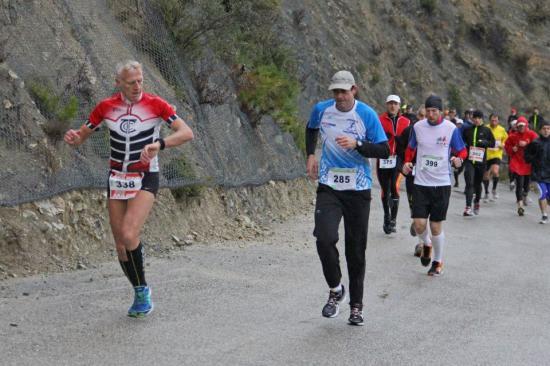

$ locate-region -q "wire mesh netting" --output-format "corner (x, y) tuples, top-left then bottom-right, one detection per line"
(0, 0), (305, 207)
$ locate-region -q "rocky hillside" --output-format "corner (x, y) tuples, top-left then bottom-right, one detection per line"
(0, 0), (548, 277)
(280, 0), (550, 115)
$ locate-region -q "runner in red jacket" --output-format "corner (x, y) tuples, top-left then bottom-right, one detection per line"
(377, 94), (410, 234)
(504, 116), (538, 215)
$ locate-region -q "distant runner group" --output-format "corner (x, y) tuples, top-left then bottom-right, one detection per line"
(306, 70), (549, 326)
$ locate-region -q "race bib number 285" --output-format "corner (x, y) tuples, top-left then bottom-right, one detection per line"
(328, 168), (357, 191)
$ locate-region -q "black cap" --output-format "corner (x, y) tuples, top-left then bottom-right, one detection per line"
(425, 95), (442, 111)
(473, 110), (484, 119)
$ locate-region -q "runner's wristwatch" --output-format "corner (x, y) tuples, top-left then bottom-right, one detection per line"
(356, 139), (363, 149)
(154, 138), (166, 150)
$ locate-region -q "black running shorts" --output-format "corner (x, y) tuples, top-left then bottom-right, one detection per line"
(485, 158), (501, 170)
(411, 185), (451, 221)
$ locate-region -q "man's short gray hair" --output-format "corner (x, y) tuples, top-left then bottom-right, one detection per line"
(115, 60), (142, 78)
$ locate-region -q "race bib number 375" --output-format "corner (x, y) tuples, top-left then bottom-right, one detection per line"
(327, 168), (357, 191)
(109, 171), (143, 200)
(379, 155), (397, 169)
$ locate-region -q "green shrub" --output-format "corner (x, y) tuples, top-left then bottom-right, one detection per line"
(469, 21), (510, 60)
(420, 0), (436, 14)
(154, 0), (306, 153)
(28, 81), (79, 141)
(447, 84), (463, 113)
(238, 64), (304, 152)
(526, 4), (550, 25)
(163, 155), (203, 199)
(370, 71), (381, 86)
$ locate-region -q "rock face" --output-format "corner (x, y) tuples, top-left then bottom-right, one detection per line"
(278, 0), (550, 115)
(0, 1), (548, 275)
(0, 1), (305, 206)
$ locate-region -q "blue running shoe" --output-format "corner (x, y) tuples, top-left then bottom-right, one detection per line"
(128, 286), (153, 318)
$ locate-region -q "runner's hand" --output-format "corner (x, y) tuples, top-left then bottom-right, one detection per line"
(335, 135), (357, 149)
(518, 140), (527, 147)
(402, 162), (413, 175)
(306, 155), (318, 181)
(64, 129), (81, 146)
(451, 156), (462, 168)
(140, 142), (160, 164)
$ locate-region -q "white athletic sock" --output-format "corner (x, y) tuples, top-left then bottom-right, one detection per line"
(432, 232), (445, 263)
(418, 227), (431, 246)
(330, 284), (342, 293)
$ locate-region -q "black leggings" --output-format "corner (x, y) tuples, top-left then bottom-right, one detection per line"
(464, 161), (485, 206)
(405, 173), (415, 212)
(377, 167), (401, 220)
(515, 174), (530, 202)
(314, 184), (371, 305)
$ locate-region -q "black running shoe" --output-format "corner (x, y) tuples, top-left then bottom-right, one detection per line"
(348, 304), (364, 326)
(390, 219), (397, 233)
(414, 243), (422, 257)
(518, 207), (524, 216)
(322, 286), (346, 318)
(427, 261), (443, 276)
(420, 244), (432, 267)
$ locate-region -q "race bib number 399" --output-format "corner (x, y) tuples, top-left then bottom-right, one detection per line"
(328, 168), (357, 191)
(420, 155), (443, 171)
(109, 171), (143, 200)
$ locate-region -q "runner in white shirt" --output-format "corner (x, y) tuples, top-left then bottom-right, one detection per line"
(402, 95), (467, 276)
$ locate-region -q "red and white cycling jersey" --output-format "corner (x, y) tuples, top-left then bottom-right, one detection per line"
(86, 92), (178, 172)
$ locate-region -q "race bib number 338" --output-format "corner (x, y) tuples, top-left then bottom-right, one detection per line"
(109, 171), (143, 200)
(328, 168), (357, 191)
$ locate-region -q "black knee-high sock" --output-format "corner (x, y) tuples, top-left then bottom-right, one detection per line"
(483, 179), (489, 194)
(492, 177), (498, 191)
(390, 198), (399, 221)
(381, 197), (390, 220)
(119, 242), (147, 287)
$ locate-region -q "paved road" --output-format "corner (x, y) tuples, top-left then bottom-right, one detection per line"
(1, 184), (549, 366)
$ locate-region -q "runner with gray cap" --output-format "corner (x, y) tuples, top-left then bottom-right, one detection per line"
(306, 70), (389, 325)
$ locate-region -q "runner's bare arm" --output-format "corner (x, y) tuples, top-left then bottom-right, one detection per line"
(64, 125), (94, 147)
(141, 118), (194, 163)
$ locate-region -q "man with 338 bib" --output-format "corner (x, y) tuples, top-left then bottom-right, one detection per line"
(64, 60), (194, 317)
(306, 70), (389, 325)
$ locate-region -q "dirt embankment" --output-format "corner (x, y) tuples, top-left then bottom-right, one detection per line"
(0, 179), (315, 280)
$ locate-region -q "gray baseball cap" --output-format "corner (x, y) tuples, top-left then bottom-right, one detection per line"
(328, 70), (356, 91)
